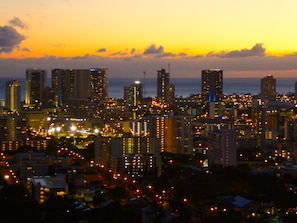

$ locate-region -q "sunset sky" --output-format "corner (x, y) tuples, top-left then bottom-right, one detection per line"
(1, 0), (297, 78)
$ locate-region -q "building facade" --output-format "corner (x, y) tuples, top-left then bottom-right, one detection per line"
(201, 69), (223, 117)
(124, 81), (143, 107)
(157, 68), (175, 105)
(5, 79), (21, 111)
(201, 69), (223, 103)
(261, 75), (276, 104)
(25, 69), (47, 109)
(52, 69), (66, 107)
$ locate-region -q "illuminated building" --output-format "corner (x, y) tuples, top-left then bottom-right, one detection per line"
(251, 97), (266, 149)
(124, 81), (143, 107)
(25, 110), (48, 132)
(97, 136), (161, 177)
(295, 81), (297, 102)
(201, 69), (223, 117)
(150, 115), (193, 154)
(261, 75), (276, 104)
(90, 68), (108, 110)
(121, 154), (161, 177)
(201, 69), (223, 103)
(204, 123), (237, 166)
(16, 151), (49, 180)
(25, 68), (47, 109)
(5, 79), (21, 112)
(29, 175), (67, 204)
(52, 69), (66, 107)
(174, 94), (203, 116)
(42, 86), (55, 109)
(64, 69), (90, 101)
(122, 120), (149, 136)
(0, 114), (27, 151)
(157, 68), (175, 105)
(52, 68), (108, 118)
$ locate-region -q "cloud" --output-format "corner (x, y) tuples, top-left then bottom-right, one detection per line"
(207, 43), (266, 58)
(96, 48), (107, 53)
(178, 53), (188, 57)
(0, 26), (26, 53)
(1, 52), (297, 79)
(143, 44), (164, 55)
(155, 52), (177, 58)
(21, 47), (31, 52)
(130, 48), (136, 54)
(142, 44), (180, 58)
(109, 51), (128, 56)
(73, 54), (91, 59)
(8, 17), (29, 29)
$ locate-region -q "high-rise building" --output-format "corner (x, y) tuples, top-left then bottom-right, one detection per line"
(65, 69), (91, 101)
(5, 79), (21, 111)
(203, 121), (237, 166)
(124, 81), (143, 107)
(52, 68), (108, 118)
(42, 87), (56, 109)
(207, 129), (237, 167)
(157, 68), (175, 105)
(201, 69), (223, 103)
(261, 74), (276, 104)
(295, 81), (297, 102)
(25, 69), (47, 108)
(95, 136), (161, 177)
(52, 69), (66, 107)
(201, 69), (223, 117)
(90, 68), (108, 110)
(149, 115), (193, 154)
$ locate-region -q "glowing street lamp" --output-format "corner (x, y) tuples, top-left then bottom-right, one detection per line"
(70, 125), (77, 131)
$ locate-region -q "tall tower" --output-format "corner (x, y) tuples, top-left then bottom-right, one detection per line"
(149, 115), (193, 154)
(261, 75), (276, 104)
(201, 69), (223, 118)
(52, 69), (66, 107)
(124, 81), (143, 107)
(5, 79), (21, 111)
(157, 68), (175, 105)
(295, 81), (297, 102)
(51, 68), (108, 118)
(25, 69), (47, 108)
(90, 68), (108, 109)
(201, 69), (223, 103)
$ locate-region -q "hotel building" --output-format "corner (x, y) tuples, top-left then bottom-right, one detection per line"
(5, 79), (21, 112)
(25, 69), (47, 109)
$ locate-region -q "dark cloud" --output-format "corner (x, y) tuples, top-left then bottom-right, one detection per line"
(73, 54), (91, 59)
(8, 17), (29, 29)
(130, 48), (136, 54)
(207, 43), (266, 58)
(143, 44), (180, 58)
(22, 47), (31, 52)
(178, 53), (188, 57)
(143, 44), (164, 55)
(155, 52), (177, 58)
(109, 51), (128, 56)
(1, 52), (297, 79)
(96, 48), (107, 53)
(0, 26), (26, 53)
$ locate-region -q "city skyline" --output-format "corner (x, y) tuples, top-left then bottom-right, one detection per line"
(1, 0), (297, 78)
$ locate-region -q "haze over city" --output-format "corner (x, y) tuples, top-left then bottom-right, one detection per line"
(1, 0), (297, 78)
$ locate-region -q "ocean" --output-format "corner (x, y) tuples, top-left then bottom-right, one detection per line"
(0, 77), (296, 101)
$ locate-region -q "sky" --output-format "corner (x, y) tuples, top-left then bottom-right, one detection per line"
(1, 0), (297, 79)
